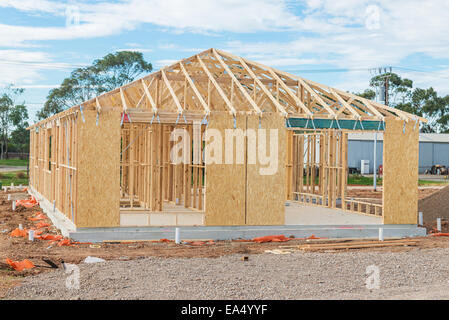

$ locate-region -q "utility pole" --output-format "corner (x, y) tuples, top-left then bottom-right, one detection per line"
(384, 72), (390, 106)
(372, 67), (391, 191)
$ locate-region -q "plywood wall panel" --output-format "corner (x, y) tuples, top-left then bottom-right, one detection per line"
(246, 113), (286, 225)
(383, 118), (419, 224)
(205, 113), (246, 226)
(76, 110), (121, 227)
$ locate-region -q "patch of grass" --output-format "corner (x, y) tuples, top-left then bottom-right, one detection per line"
(0, 171), (28, 186)
(418, 179), (449, 186)
(0, 159), (28, 167)
(347, 174), (382, 186)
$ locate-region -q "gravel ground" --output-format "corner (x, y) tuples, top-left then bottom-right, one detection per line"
(5, 247), (449, 300)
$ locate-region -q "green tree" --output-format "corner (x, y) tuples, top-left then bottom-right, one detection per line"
(370, 72), (413, 105)
(0, 85), (25, 158)
(402, 87), (449, 133)
(363, 72), (449, 133)
(9, 104), (30, 156)
(354, 89), (376, 100)
(38, 51), (153, 119)
(93, 51), (153, 91)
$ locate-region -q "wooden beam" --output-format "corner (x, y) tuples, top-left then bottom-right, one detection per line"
(197, 55), (236, 115)
(95, 97), (102, 114)
(212, 49), (262, 115)
(179, 62), (210, 114)
(141, 78), (158, 113)
(296, 78), (337, 117)
(236, 56), (288, 116)
(161, 69), (183, 114)
(120, 87), (128, 112)
(328, 88), (361, 119)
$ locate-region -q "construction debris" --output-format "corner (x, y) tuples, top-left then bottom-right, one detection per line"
(84, 256), (106, 264)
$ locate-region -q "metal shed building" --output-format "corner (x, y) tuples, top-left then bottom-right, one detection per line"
(348, 133), (449, 174)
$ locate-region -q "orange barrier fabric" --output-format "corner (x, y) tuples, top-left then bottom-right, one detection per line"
(5, 259), (35, 271)
(57, 239), (72, 246)
(10, 228), (28, 238)
(35, 222), (51, 229)
(429, 233), (449, 237)
(16, 197), (38, 208)
(252, 235), (289, 243)
(28, 213), (47, 221)
(36, 234), (63, 241)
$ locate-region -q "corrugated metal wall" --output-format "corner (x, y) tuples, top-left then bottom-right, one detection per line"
(348, 140), (449, 174)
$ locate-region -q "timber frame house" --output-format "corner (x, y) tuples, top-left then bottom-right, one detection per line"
(27, 48), (425, 228)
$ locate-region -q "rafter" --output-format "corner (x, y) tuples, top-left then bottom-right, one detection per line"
(237, 56), (288, 116)
(120, 87), (128, 112)
(141, 78), (158, 113)
(212, 49), (262, 115)
(179, 61), (210, 114)
(28, 48), (427, 130)
(161, 69), (184, 114)
(197, 54), (236, 115)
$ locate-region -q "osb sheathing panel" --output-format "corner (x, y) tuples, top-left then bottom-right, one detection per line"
(382, 118), (419, 224)
(205, 113), (246, 226)
(76, 110), (121, 227)
(246, 113), (286, 225)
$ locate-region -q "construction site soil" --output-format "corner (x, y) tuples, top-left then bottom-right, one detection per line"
(1, 188), (448, 299)
(418, 185), (449, 223)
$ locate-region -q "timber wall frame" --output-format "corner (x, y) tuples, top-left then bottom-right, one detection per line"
(28, 48), (424, 228)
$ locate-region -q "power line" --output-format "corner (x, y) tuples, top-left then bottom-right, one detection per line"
(393, 66), (449, 80)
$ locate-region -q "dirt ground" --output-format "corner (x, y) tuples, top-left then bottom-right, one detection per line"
(346, 187), (440, 205)
(1, 188), (448, 299)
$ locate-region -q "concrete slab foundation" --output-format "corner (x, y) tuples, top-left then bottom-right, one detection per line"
(28, 186), (76, 237)
(70, 224), (426, 243)
(285, 202), (382, 225)
(25, 187), (425, 243)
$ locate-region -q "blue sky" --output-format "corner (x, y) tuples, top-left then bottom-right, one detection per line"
(0, 0), (448, 122)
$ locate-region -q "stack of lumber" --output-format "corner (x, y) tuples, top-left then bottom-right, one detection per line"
(294, 239), (418, 251)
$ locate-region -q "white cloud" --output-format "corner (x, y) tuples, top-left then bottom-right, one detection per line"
(0, 0), (63, 13)
(1, 0), (448, 96)
(0, 0), (304, 47)
(0, 50), (77, 87)
(116, 48), (153, 53)
(222, 0), (449, 94)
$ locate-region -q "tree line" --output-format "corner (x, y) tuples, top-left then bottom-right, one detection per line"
(0, 51), (152, 159)
(355, 72), (449, 133)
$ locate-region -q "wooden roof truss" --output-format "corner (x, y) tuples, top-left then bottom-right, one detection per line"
(29, 48), (426, 129)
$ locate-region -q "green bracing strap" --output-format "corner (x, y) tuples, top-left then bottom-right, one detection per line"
(286, 118), (384, 131)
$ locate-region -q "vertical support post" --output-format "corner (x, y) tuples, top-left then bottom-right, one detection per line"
(373, 132), (377, 191)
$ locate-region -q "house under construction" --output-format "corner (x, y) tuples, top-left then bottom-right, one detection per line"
(27, 48), (426, 241)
